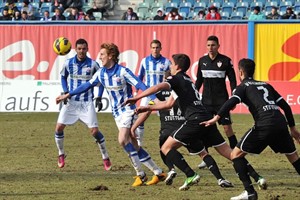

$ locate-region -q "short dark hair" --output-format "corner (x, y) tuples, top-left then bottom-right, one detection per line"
(172, 54), (190, 72)
(76, 38), (88, 47)
(207, 35), (219, 45)
(150, 39), (161, 48)
(238, 58), (255, 78)
(254, 6), (260, 12)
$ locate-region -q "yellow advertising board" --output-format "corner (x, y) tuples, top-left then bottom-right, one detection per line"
(255, 24), (300, 81)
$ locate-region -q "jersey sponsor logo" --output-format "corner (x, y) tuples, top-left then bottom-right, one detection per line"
(217, 61), (222, 68)
(203, 63), (207, 66)
(69, 74), (93, 80)
(201, 70), (226, 78)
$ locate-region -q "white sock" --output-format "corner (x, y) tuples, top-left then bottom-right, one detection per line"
(135, 127), (144, 147)
(55, 132), (64, 155)
(96, 140), (109, 160)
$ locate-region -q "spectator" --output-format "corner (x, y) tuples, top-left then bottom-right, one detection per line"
(21, 10), (29, 21)
(248, 6), (265, 20)
(121, 7), (139, 20)
(206, 5), (221, 20)
(67, 7), (85, 20)
(22, 0), (36, 20)
(51, 0), (66, 13)
(0, 8), (12, 20)
(51, 7), (66, 20)
(193, 10), (206, 20)
(40, 10), (52, 21)
(67, 0), (83, 10)
(153, 7), (165, 20)
(4, 1), (20, 19)
(86, 0), (110, 17)
(164, 7), (183, 20)
(266, 6), (281, 20)
(12, 10), (21, 21)
(281, 7), (296, 19)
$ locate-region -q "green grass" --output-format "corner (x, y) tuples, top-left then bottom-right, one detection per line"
(0, 113), (299, 200)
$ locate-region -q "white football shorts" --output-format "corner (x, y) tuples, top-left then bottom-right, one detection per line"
(115, 110), (137, 129)
(57, 100), (98, 128)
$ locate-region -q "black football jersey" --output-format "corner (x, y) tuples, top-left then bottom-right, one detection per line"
(156, 90), (186, 132)
(166, 72), (212, 121)
(195, 53), (236, 106)
(219, 78), (288, 127)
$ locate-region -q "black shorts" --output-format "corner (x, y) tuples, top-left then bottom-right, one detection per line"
(205, 104), (232, 125)
(237, 125), (296, 154)
(171, 120), (226, 154)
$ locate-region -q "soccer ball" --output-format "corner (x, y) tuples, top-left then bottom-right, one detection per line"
(53, 37), (72, 55)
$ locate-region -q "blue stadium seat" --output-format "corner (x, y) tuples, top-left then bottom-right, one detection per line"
(295, 2), (300, 13)
(179, 2), (192, 16)
(250, 2), (263, 11)
(236, 2), (249, 16)
(143, 0), (155, 5)
(279, 1), (293, 12)
(187, 11), (196, 20)
(170, 0), (181, 5)
(228, 0), (238, 7)
(137, 2), (150, 14)
(230, 11), (244, 20)
(185, 0), (195, 7)
(151, 2), (164, 13)
(165, 2), (178, 13)
(193, 2), (206, 13)
(220, 11), (230, 19)
(40, 2), (52, 13)
(211, 0), (224, 7)
(222, 2), (234, 16)
(265, 1), (278, 12)
(256, 0), (266, 7)
(179, 11), (187, 19)
(208, 2), (221, 9)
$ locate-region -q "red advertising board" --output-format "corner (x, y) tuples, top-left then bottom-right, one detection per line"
(1, 24), (298, 113)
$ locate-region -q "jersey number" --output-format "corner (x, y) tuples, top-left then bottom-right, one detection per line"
(257, 86), (275, 104)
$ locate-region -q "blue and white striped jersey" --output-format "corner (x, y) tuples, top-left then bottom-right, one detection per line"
(60, 56), (100, 102)
(89, 64), (148, 118)
(138, 55), (171, 87)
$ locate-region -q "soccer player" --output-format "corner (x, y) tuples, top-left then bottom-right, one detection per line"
(195, 35), (237, 154)
(201, 58), (300, 200)
(54, 38), (111, 171)
(56, 42), (166, 186)
(124, 54), (235, 191)
(133, 39), (171, 147)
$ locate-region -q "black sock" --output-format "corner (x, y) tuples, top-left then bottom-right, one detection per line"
(166, 149), (195, 177)
(292, 158), (300, 175)
(228, 135), (238, 149)
(247, 162), (260, 182)
(160, 150), (174, 171)
(232, 157), (255, 194)
(203, 154), (224, 180)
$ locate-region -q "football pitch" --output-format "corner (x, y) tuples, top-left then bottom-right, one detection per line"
(0, 113), (299, 200)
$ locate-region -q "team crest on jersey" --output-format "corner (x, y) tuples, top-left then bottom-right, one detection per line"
(217, 61), (222, 68)
(112, 75), (121, 82)
(157, 63), (165, 69)
(86, 67), (91, 73)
